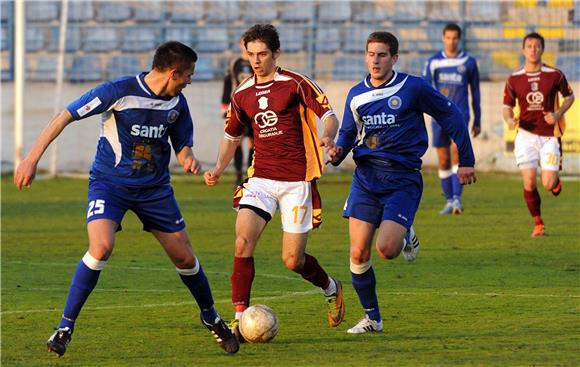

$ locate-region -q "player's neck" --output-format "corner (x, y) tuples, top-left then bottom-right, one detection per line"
(444, 49), (459, 58)
(144, 70), (170, 96)
(524, 61), (542, 73)
(370, 70), (394, 87)
(255, 69), (277, 84)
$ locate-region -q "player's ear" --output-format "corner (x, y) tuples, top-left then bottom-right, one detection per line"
(392, 54), (399, 65)
(273, 49), (281, 60)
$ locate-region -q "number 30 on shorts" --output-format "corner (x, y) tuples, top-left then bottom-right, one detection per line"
(87, 199), (105, 218)
(291, 205), (308, 224)
(543, 153), (559, 166)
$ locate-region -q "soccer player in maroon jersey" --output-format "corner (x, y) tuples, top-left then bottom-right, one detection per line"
(204, 24), (345, 340)
(502, 32), (575, 237)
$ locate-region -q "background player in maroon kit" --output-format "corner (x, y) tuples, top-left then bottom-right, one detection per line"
(204, 24), (345, 339)
(502, 32), (575, 237)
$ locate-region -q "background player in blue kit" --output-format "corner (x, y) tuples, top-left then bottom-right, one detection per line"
(327, 32), (476, 334)
(13, 42), (239, 356)
(423, 23), (481, 215)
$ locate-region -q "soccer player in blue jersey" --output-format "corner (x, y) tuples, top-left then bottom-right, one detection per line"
(423, 23), (481, 215)
(13, 42), (239, 355)
(328, 32), (476, 334)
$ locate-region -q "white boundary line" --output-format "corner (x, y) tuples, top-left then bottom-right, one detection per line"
(2, 289), (578, 316)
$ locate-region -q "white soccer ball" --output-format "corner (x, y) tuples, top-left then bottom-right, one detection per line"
(239, 304), (279, 343)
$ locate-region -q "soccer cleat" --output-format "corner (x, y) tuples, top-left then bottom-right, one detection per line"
(228, 318), (246, 344)
(551, 181), (562, 196)
(347, 315), (383, 334)
(439, 201), (453, 215)
(326, 278), (345, 327)
(201, 315), (240, 354)
(47, 327), (72, 357)
(531, 224), (545, 237)
(402, 226), (420, 262)
(451, 198), (463, 215)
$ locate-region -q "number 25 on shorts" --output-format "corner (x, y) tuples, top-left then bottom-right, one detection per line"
(87, 199), (105, 218)
(291, 205), (308, 224)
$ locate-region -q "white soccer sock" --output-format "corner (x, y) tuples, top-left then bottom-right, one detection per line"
(323, 277), (337, 296)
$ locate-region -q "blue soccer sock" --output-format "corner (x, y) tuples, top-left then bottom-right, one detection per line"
(177, 259), (218, 324)
(59, 252), (106, 331)
(439, 170), (453, 202)
(451, 167), (463, 200)
(351, 262), (381, 322)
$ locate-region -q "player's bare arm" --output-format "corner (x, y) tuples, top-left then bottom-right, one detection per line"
(502, 106), (518, 130)
(204, 138), (240, 186)
(14, 109), (74, 190)
(543, 94), (575, 125)
(320, 114), (339, 152)
(176, 146), (201, 175)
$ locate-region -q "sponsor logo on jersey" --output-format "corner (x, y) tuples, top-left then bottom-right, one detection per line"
(77, 97), (102, 117)
(130, 124), (168, 138)
(526, 91), (544, 111)
(388, 96), (402, 110)
(167, 110), (179, 123)
(256, 89), (271, 97)
(362, 113), (396, 126)
(438, 72), (462, 83)
(255, 111), (278, 129)
(457, 65), (466, 73)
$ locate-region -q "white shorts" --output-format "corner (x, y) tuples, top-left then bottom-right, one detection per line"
(237, 177), (313, 233)
(514, 129), (561, 171)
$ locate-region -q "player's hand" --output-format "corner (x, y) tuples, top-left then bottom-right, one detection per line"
(472, 126), (481, 138)
(320, 136), (336, 151)
(543, 111), (559, 125)
(506, 117), (517, 130)
(183, 157), (201, 175)
(457, 166), (476, 185)
(204, 170), (220, 186)
(326, 146), (343, 164)
(13, 159), (37, 190)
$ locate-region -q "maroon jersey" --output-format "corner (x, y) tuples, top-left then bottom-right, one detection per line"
(224, 67), (335, 181)
(503, 64), (573, 137)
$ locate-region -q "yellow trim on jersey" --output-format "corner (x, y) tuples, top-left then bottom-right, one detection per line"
(300, 104), (324, 181)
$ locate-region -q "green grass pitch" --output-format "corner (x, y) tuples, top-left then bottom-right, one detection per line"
(2, 173), (579, 366)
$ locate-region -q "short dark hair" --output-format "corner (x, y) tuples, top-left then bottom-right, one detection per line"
(243, 24), (280, 54)
(366, 32), (399, 56)
(443, 23), (462, 38)
(152, 41), (198, 72)
(523, 32), (545, 49)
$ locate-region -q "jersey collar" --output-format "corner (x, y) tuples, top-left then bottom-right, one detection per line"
(364, 70), (398, 89)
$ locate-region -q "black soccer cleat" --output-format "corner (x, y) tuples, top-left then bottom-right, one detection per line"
(201, 315), (240, 354)
(47, 327), (72, 357)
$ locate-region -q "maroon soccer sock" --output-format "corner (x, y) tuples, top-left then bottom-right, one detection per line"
(231, 256), (255, 313)
(296, 254), (330, 289)
(523, 189), (542, 223)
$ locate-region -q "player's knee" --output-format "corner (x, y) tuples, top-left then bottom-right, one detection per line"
(234, 235), (253, 257)
(542, 178), (556, 191)
(173, 255), (196, 269)
(88, 246), (112, 261)
(375, 239), (401, 260)
(350, 247), (370, 265)
(82, 251), (108, 270)
(282, 253), (303, 272)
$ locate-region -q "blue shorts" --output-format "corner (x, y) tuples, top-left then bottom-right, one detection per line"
(342, 165), (422, 229)
(86, 179), (186, 233)
(431, 116), (468, 148)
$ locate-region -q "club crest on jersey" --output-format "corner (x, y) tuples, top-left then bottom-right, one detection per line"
(167, 110), (179, 124)
(388, 96), (402, 110)
(258, 96), (268, 110)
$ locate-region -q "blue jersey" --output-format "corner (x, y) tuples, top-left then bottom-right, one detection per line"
(335, 72), (475, 171)
(67, 73), (194, 187)
(423, 51), (481, 128)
